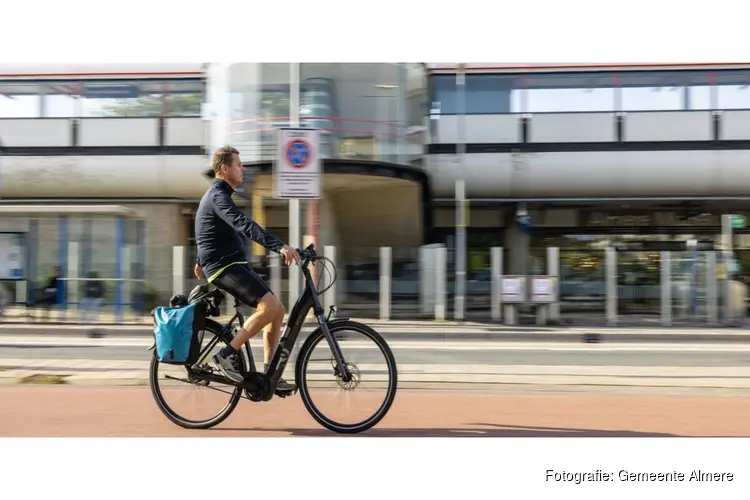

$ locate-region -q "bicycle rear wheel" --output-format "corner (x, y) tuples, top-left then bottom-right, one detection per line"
(295, 320), (398, 434)
(149, 319), (251, 430)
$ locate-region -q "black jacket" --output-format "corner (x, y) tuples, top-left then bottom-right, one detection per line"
(195, 179), (285, 280)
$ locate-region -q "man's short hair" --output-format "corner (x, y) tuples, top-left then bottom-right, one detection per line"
(212, 145), (240, 176)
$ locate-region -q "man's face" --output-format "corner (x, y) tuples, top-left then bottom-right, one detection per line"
(222, 154), (244, 188)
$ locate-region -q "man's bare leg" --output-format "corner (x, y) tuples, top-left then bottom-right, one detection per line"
(229, 293), (281, 351)
(214, 292), (294, 390)
(263, 305), (285, 366)
(214, 293), (281, 384)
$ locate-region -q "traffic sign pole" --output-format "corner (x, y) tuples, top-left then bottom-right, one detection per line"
(288, 62), (301, 310)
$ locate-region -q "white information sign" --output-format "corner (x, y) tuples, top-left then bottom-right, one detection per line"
(274, 127), (321, 199)
(531, 276), (558, 303)
(501, 275), (526, 303)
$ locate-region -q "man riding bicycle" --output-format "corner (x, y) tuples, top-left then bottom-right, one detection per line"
(194, 145), (301, 393)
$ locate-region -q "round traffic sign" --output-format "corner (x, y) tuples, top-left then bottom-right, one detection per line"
(285, 139), (311, 169)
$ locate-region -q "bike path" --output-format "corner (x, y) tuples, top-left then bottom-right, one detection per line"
(2, 386), (749, 437)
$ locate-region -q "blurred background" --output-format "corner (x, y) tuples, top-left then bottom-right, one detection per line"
(1, 62), (749, 327)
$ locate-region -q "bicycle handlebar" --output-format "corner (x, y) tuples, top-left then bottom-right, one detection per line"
(279, 243), (323, 268)
(281, 243), (337, 295)
(296, 243), (318, 263)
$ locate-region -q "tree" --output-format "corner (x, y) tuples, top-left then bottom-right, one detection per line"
(97, 93), (202, 117)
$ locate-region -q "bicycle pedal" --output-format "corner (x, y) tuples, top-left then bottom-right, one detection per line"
(274, 388), (297, 398)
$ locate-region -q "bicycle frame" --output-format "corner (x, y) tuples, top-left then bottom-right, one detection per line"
(151, 248), (350, 396)
(264, 258), (352, 396)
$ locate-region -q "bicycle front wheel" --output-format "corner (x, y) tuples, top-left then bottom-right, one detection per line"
(149, 319), (251, 430)
(295, 320), (398, 434)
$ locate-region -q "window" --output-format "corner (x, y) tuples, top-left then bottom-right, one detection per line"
(0, 84), (40, 117)
(428, 68), (750, 114)
(465, 75), (516, 114)
(525, 73), (616, 113)
(164, 81), (203, 116)
(620, 71), (694, 111)
(429, 74), (519, 114)
(430, 74), (457, 115)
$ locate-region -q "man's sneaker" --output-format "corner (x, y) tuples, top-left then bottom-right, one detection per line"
(276, 378), (297, 393)
(212, 351), (244, 384)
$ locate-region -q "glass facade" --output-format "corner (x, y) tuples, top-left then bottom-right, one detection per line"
(221, 63), (414, 164)
(0, 78), (204, 118)
(429, 68), (750, 114)
(0, 215), (147, 323)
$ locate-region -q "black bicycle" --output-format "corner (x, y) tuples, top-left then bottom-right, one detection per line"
(148, 243), (398, 434)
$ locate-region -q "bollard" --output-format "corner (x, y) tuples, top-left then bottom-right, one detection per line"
(660, 251), (671, 326)
(706, 251), (718, 325)
(379, 246), (391, 321)
(419, 244), (440, 317)
(323, 246), (337, 312)
(504, 303), (517, 325)
(67, 242), (79, 308)
(605, 247), (617, 326)
(435, 246), (446, 321)
(270, 250), (281, 302)
(172, 246), (185, 297)
(16, 281), (26, 305)
(122, 245), (132, 322)
(491, 247), (503, 321)
(547, 247), (560, 322)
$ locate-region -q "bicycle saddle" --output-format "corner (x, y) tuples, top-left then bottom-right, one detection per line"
(187, 284), (211, 303)
(187, 284), (224, 317)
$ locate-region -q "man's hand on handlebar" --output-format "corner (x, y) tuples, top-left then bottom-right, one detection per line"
(280, 245), (302, 267)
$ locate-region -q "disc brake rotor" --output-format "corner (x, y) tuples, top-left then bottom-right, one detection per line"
(333, 361), (361, 391)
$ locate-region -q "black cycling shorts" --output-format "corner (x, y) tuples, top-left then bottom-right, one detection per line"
(211, 263), (272, 309)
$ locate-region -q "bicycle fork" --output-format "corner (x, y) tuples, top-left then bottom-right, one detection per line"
(316, 309), (353, 383)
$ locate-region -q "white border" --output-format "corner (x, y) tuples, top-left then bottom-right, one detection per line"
(1, 1), (748, 499)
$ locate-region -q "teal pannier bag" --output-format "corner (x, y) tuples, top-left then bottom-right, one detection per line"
(152, 302), (206, 365)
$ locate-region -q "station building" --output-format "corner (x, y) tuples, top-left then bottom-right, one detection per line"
(2, 62), (750, 318)
(426, 63), (750, 315)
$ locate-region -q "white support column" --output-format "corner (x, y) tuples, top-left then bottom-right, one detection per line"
(380, 246), (391, 321)
(172, 246), (185, 297)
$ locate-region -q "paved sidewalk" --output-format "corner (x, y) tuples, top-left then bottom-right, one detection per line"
(3, 320), (750, 343)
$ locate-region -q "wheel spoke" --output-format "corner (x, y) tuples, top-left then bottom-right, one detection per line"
(149, 321), (248, 430)
(296, 321), (397, 434)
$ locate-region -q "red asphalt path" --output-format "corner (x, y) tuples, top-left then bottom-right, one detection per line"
(1, 386), (750, 437)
